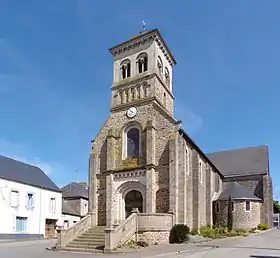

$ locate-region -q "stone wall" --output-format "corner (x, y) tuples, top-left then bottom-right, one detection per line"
(222, 174), (273, 226)
(137, 231), (170, 245)
(91, 100), (177, 226)
(213, 200), (261, 229)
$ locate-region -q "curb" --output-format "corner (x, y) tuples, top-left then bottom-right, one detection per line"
(196, 228), (274, 247)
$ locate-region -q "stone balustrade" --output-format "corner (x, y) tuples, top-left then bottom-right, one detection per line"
(104, 210), (174, 252)
(56, 214), (92, 248)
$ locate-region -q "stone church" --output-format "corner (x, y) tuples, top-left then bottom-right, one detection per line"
(57, 29), (274, 252)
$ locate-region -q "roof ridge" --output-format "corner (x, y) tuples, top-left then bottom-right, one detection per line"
(207, 145), (268, 155)
(0, 154), (41, 170)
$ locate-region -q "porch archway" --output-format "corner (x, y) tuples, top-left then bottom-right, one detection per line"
(124, 190), (143, 218)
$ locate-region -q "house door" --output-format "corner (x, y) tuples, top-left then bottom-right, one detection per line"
(45, 219), (57, 238)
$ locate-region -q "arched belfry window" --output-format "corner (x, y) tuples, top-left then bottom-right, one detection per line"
(157, 56), (163, 75)
(164, 67), (170, 87)
(120, 59), (131, 79)
(126, 128), (140, 158)
(137, 53), (148, 74)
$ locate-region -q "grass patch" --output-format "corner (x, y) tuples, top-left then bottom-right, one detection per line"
(198, 225), (249, 239)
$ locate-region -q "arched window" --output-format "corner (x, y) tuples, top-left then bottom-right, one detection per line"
(126, 127), (140, 158)
(136, 53), (148, 74)
(120, 59), (131, 79)
(164, 67), (170, 86)
(163, 92), (166, 108)
(185, 146), (190, 175)
(157, 56), (163, 75)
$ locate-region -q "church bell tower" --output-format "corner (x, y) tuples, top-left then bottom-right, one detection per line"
(109, 29), (176, 116)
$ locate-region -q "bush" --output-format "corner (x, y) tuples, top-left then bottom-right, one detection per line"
(249, 227), (257, 233)
(136, 240), (149, 247)
(227, 195), (233, 231)
(213, 226), (227, 235)
(235, 228), (247, 234)
(169, 224), (190, 244)
(190, 228), (199, 235)
(199, 226), (215, 238)
(257, 223), (270, 231)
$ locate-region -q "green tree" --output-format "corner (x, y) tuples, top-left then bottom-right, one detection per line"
(273, 200), (280, 213)
(227, 195), (233, 231)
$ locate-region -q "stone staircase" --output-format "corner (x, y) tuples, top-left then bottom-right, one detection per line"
(61, 226), (106, 253)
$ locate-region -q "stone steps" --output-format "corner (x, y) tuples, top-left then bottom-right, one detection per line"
(57, 246), (104, 253)
(65, 226), (105, 253)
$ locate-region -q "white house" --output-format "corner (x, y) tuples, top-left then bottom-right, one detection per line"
(0, 155), (62, 239)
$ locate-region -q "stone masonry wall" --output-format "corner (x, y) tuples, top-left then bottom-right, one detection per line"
(214, 200), (261, 229)
(137, 231), (169, 245)
(92, 100), (177, 226)
(192, 149), (199, 230)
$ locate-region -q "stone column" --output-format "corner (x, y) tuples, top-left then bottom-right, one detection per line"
(88, 152), (97, 226)
(145, 120), (156, 213)
(192, 150), (199, 230)
(106, 129), (116, 171)
(169, 132), (179, 223)
(205, 165), (212, 226)
(106, 173), (114, 228)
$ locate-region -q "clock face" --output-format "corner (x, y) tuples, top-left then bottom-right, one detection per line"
(127, 107), (137, 118)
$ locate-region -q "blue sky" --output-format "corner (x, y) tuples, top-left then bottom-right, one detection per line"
(0, 1), (280, 198)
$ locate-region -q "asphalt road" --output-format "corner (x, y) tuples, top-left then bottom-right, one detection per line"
(0, 229), (279, 258)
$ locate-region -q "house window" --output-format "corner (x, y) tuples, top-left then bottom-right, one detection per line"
(245, 201), (251, 211)
(199, 161), (203, 184)
(16, 217), (27, 232)
(63, 220), (69, 229)
(50, 197), (56, 213)
(84, 203), (88, 214)
(216, 202), (220, 212)
(120, 59), (131, 79)
(185, 147), (190, 175)
(163, 92), (167, 107)
(126, 127), (140, 158)
(10, 190), (19, 207)
(137, 53), (148, 74)
(27, 193), (34, 208)
(215, 173), (220, 192)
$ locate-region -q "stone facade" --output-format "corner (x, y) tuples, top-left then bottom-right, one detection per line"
(213, 200), (261, 229)
(85, 29), (273, 251)
(222, 174), (273, 227)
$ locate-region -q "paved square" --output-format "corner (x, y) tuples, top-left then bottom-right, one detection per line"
(1, 229), (280, 258)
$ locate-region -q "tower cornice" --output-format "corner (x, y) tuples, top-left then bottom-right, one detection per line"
(109, 29), (176, 66)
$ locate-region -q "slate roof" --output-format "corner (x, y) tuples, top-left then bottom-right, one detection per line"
(61, 182), (89, 199)
(207, 145), (269, 177)
(62, 200), (80, 216)
(179, 128), (224, 179)
(0, 155), (60, 192)
(217, 182), (262, 201)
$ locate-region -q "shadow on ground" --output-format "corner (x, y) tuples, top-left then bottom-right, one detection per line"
(250, 256), (280, 258)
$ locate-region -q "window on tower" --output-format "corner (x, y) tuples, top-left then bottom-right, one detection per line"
(157, 56), (163, 75)
(126, 127), (140, 158)
(120, 59), (131, 79)
(164, 67), (170, 87)
(136, 53), (148, 74)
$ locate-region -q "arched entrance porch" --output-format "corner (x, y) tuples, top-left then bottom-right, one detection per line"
(115, 181), (146, 224)
(125, 190), (143, 218)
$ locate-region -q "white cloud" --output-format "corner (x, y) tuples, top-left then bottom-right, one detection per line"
(0, 139), (54, 175)
(175, 102), (203, 135)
